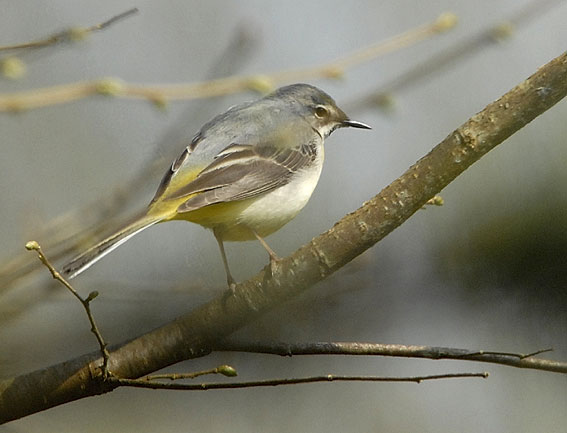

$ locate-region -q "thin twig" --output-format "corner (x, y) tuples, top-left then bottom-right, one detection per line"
(0, 8), (138, 52)
(456, 348), (555, 360)
(216, 342), (567, 374)
(24, 240), (111, 377)
(518, 348), (555, 359)
(87, 8), (139, 32)
(109, 372), (488, 390)
(265, 12), (457, 83)
(0, 13), (456, 112)
(142, 365), (237, 381)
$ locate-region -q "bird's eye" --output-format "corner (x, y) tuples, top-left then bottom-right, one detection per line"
(314, 105), (329, 118)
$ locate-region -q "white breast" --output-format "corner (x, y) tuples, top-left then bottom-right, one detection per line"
(222, 147), (325, 241)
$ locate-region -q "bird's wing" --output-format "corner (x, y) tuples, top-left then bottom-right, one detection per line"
(149, 131), (204, 205)
(170, 140), (319, 213)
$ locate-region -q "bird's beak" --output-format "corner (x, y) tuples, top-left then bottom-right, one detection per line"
(343, 119), (372, 129)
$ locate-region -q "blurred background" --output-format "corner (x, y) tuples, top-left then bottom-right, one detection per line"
(1, 0), (566, 431)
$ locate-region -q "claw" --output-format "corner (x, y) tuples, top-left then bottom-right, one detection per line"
(268, 254), (282, 278)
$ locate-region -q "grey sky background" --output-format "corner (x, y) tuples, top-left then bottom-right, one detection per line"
(1, 1), (566, 431)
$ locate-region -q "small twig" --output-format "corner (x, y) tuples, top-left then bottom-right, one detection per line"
(0, 8), (138, 52)
(109, 372), (488, 390)
(519, 348), (554, 359)
(458, 348), (554, 360)
(266, 12), (457, 83)
(142, 365), (237, 381)
(215, 341), (567, 374)
(87, 8), (139, 32)
(25, 240), (111, 377)
(0, 13), (456, 112)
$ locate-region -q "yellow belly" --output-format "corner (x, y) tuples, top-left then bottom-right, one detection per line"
(151, 161), (322, 241)
(150, 149), (324, 242)
(178, 198), (263, 241)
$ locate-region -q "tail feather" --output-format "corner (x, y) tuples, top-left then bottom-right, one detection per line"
(62, 215), (162, 279)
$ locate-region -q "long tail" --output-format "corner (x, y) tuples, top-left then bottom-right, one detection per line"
(61, 214), (163, 279)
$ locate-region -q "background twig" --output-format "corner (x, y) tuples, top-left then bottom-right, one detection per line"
(0, 8), (138, 52)
(348, 0), (564, 111)
(0, 13), (455, 112)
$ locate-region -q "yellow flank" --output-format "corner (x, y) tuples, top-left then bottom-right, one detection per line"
(161, 165), (205, 200)
(148, 194), (258, 241)
(180, 199), (259, 240)
(145, 163), (260, 241)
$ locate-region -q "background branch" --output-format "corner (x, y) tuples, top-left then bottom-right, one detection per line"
(0, 13), (455, 111)
(0, 8), (139, 52)
(0, 49), (565, 424)
(0, 9), (139, 80)
(347, 0), (564, 111)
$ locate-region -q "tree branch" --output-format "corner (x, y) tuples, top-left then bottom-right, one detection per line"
(0, 13), (455, 111)
(1, 50), (566, 424)
(348, 0), (564, 111)
(109, 372), (488, 391)
(216, 341), (566, 373)
(0, 8), (139, 52)
(0, 9), (139, 80)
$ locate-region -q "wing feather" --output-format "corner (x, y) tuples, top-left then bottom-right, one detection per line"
(174, 142), (317, 213)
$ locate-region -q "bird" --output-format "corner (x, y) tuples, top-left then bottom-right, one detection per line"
(61, 83), (371, 287)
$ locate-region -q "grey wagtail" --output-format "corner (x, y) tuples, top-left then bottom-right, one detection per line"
(62, 83), (371, 287)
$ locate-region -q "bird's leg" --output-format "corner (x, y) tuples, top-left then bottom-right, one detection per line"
(213, 228), (237, 292)
(250, 229), (281, 277)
